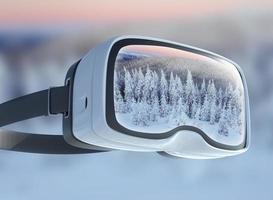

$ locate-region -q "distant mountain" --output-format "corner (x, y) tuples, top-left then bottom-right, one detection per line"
(115, 55), (241, 89)
(116, 52), (149, 61)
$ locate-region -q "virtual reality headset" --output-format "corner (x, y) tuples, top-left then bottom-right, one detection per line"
(0, 35), (250, 159)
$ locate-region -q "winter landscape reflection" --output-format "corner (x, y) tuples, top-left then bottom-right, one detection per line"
(114, 45), (245, 145)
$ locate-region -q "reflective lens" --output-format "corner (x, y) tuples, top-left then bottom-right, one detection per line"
(113, 45), (246, 146)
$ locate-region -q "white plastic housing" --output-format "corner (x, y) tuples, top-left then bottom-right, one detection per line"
(71, 35), (250, 159)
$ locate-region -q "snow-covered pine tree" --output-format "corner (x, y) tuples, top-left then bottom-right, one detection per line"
(185, 70), (195, 118)
(176, 96), (188, 125)
(150, 93), (160, 122)
(207, 80), (217, 124)
(159, 70), (168, 97)
(230, 85), (242, 130)
(218, 91), (236, 136)
(200, 93), (210, 121)
(131, 68), (139, 101)
(172, 75), (181, 106)
(168, 105), (178, 126)
(149, 71), (160, 122)
(218, 106), (229, 136)
(191, 83), (200, 119)
(143, 67), (152, 104)
(168, 72), (176, 106)
(194, 83), (201, 106)
(151, 71), (159, 96)
(132, 101), (150, 126)
(194, 101), (202, 120)
(215, 88), (223, 123)
(224, 83), (236, 128)
(176, 76), (184, 101)
(225, 82), (234, 106)
(114, 71), (124, 113)
(135, 68), (145, 102)
(224, 99), (233, 128)
(175, 76), (186, 119)
(159, 70), (169, 117)
(124, 68), (135, 112)
(200, 79), (206, 105)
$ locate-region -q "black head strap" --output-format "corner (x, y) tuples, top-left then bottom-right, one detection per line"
(0, 86), (105, 154)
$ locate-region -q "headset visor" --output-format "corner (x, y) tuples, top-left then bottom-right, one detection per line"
(113, 44), (246, 146)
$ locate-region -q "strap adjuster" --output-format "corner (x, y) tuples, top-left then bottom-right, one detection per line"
(48, 86), (69, 115)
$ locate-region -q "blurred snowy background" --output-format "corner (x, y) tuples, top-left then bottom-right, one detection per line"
(0, 1), (273, 199)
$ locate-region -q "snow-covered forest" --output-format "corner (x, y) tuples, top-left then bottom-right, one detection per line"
(114, 65), (244, 143)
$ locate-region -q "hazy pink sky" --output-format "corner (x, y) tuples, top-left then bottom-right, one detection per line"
(0, 0), (272, 25)
(121, 45), (220, 64)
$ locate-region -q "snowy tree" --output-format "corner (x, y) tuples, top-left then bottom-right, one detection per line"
(135, 68), (145, 102)
(114, 71), (124, 113)
(131, 68), (139, 101)
(168, 105), (178, 126)
(200, 94), (210, 121)
(200, 79), (206, 105)
(124, 68), (135, 112)
(194, 83), (201, 106)
(176, 97), (188, 125)
(194, 101), (202, 120)
(174, 75), (182, 104)
(231, 85), (243, 129)
(191, 95), (198, 119)
(148, 71), (160, 121)
(218, 83), (243, 135)
(185, 70), (195, 118)
(168, 74), (181, 110)
(222, 83), (239, 128)
(143, 67), (152, 103)
(207, 80), (217, 124)
(159, 70), (169, 117)
(169, 72), (176, 106)
(150, 94), (160, 122)
(131, 102), (150, 126)
(224, 82), (234, 107)
(150, 71), (159, 99)
(159, 70), (168, 98)
(218, 96), (234, 137)
(215, 88), (223, 122)
(225, 100), (233, 127)
(191, 83), (200, 119)
(177, 76), (184, 101)
(218, 108), (229, 136)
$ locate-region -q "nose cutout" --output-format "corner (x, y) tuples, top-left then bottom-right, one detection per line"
(163, 130), (234, 159)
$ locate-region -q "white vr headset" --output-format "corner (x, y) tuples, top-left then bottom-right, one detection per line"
(0, 35), (250, 159)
